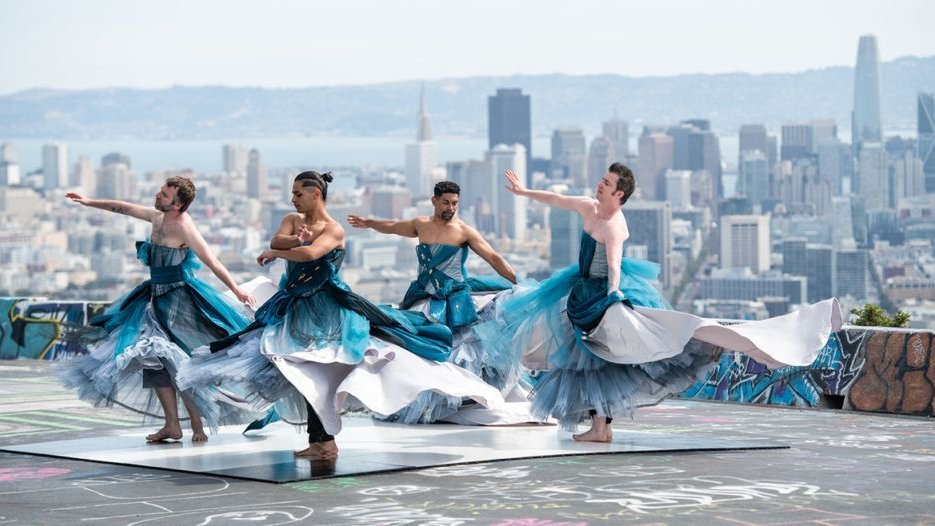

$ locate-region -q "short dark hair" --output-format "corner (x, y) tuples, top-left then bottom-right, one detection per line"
(608, 162), (636, 205)
(433, 181), (460, 198)
(295, 171), (333, 202)
(165, 176), (196, 212)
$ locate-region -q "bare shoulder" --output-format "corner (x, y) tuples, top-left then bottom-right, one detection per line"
(325, 220), (346, 240)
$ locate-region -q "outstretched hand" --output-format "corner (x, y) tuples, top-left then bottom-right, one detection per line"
(347, 215), (370, 229)
(66, 192), (91, 206)
(504, 170), (526, 195)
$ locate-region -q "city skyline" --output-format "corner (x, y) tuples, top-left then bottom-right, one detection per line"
(1, 0), (933, 95)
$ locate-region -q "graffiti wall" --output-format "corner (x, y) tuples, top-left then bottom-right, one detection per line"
(0, 298), (107, 360)
(681, 328), (935, 417)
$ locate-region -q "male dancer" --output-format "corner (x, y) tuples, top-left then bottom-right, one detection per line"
(64, 177), (256, 442)
(348, 181), (523, 422)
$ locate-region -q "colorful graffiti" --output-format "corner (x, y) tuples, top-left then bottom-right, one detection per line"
(682, 327), (935, 417)
(0, 298), (107, 360)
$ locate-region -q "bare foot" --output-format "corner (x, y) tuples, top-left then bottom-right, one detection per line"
(146, 426), (183, 442)
(191, 431), (208, 442)
(294, 440), (338, 459)
(573, 427), (613, 442)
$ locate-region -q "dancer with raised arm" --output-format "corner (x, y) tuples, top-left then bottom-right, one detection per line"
(177, 172), (503, 459)
(496, 163), (841, 442)
(57, 176), (257, 442)
(348, 181), (534, 424)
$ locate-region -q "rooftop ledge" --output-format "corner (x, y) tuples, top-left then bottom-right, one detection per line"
(2, 296), (932, 418)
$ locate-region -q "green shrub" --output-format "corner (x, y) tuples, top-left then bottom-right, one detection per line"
(849, 303), (911, 328)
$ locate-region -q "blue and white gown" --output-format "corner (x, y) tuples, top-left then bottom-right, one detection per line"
(175, 248), (503, 436)
(56, 241), (258, 431)
(388, 243), (538, 424)
(489, 231), (843, 429)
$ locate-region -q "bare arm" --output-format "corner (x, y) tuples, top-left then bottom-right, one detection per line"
(270, 214), (302, 249)
(465, 227), (516, 284)
(503, 170), (592, 213)
(182, 219), (257, 307)
(347, 215), (418, 237)
(66, 192), (158, 222)
(604, 222), (629, 295)
(257, 223), (344, 265)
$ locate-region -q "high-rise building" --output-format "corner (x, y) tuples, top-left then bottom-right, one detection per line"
(0, 143), (17, 164)
(488, 88), (531, 168)
(625, 201), (672, 286)
(852, 35), (883, 155)
(637, 132), (674, 200)
(856, 143), (887, 210)
(831, 196), (856, 248)
(97, 161), (136, 200)
(808, 119), (837, 153)
(738, 150), (770, 209)
(818, 138), (853, 196)
(602, 117), (629, 157)
(587, 136), (615, 190)
(72, 156), (95, 195)
(550, 186), (585, 269)
(688, 129), (722, 198)
(405, 86), (437, 198)
(551, 128), (587, 185)
(892, 150), (925, 204)
(446, 159), (493, 227)
(784, 239), (835, 302)
(665, 170), (692, 209)
(919, 93), (935, 192)
(222, 144), (248, 175)
(720, 215), (770, 273)
(42, 143), (68, 190)
(102, 152), (131, 169)
(781, 123), (811, 161)
(739, 124), (776, 167)
(835, 248), (868, 300)
(0, 161), (20, 186)
(246, 149), (268, 199)
(371, 186), (412, 219)
(487, 144), (527, 241)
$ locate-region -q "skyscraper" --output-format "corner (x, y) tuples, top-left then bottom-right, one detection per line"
(720, 215), (770, 274)
(852, 35), (883, 154)
(550, 186), (585, 269)
(405, 86), (437, 198)
(42, 143), (68, 190)
(246, 148), (268, 200)
(587, 136), (614, 190)
(738, 150), (770, 209)
(72, 156), (95, 195)
(637, 132), (674, 201)
(602, 116), (629, 157)
(487, 144), (527, 241)
(739, 124), (770, 162)
(625, 201), (672, 286)
(818, 138), (853, 196)
(222, 144), (248, 175)
(856, 143), (887, 210)
(919, 93), (935, 191)
(551, 128), (587, 185)
(665, 170), (692, 209)
(488, 88), (531, 168)
(835, 248), (869, 301)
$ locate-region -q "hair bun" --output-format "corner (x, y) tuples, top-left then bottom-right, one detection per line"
(321, 172), (333, 183)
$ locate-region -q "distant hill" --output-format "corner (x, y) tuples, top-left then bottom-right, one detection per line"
(1, 56), (932, 140)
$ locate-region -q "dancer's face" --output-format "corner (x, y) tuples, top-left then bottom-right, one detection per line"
(596, 172), (624, 207)
(291, 181), (320, 213)
(154, 184), (179, 212)
(432, 193), (459, 221)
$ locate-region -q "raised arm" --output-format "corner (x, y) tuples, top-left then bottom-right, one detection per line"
(465, 227), (517, 284)
(347, 215), (418, 238)
(181, 219), (257, 307)
(503, 170), (592, 213)
(257, 223), (345, 265)
(66, 192), (159, 222)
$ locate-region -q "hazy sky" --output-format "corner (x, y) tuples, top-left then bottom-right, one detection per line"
(1, 0), (932, 95)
